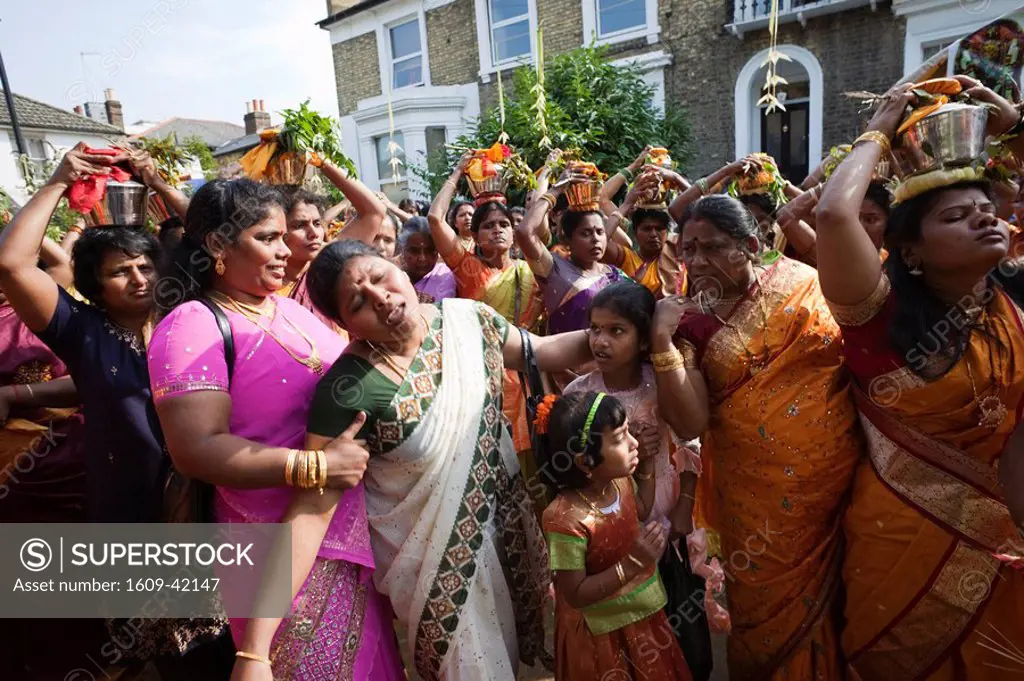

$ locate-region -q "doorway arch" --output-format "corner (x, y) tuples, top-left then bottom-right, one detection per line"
(734, 45), (823, 179)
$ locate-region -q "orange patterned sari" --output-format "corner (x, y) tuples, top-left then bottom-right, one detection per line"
(675, 257), (862, 681)
(834, 276), (1024, 681)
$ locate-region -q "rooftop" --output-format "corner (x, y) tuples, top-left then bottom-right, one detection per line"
(0, 91), (124, 136)
(317, 0), (388, 27)
(130, 117), (246, 149)
(212, 132), (261, 158)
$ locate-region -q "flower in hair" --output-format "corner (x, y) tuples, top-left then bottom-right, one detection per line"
(533, 394), (559, 435)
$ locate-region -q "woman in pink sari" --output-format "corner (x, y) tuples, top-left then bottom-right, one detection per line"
(149, 178), (402, 681)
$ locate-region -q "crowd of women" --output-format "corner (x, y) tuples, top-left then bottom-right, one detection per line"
(1, 71), (1023, 681)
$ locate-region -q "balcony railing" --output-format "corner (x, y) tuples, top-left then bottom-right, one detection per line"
(728, 0), (877, 35)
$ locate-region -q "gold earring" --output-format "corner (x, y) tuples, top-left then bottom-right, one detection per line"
(215, 256), (226, 276)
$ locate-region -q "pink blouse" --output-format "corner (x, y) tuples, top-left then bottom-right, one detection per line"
(147, 296), (373, 567)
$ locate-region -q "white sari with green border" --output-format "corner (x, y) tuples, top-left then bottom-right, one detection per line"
(363, 299), (549, 681)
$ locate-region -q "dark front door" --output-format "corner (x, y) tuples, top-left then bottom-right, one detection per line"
(760, 101), (809, 184)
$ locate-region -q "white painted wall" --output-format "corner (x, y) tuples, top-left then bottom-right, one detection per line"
(0, 129), (115, 204)
(346, 83), (481, 198)
(896, 0), (1024, 77)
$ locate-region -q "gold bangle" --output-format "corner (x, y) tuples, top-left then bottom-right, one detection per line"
(696, 177), (710, 196)
(853, 130), (891, 157)
(634, 471), (654, 481)
(317, 450), (327, 495)
(650, 348), (682, 365)
(24, 384), (35, 400)
(235, 651), (272, 666)
(610, 211), (624, 226)
(68, 225), (85, 236)
(285, 450), (298, 487)
(654, 357), (687, 373)
(539, 192), (556, 210)
(626, 554), (645, 569)
(614, 561), (626, 586)
(306, 450), (318, 490)
(297, 451), (308, 489)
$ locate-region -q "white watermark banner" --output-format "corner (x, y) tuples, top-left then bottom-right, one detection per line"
(1, 523), (291, 618)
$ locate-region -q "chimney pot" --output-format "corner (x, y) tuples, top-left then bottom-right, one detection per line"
(258, 99), (265, 112)
(104, 88), (116, 101)
(74, 105), (84, 115)
(251, 98), (258, 110)
(246, 101), (253, 114)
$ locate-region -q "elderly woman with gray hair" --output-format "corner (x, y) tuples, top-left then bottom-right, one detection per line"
(399, 216), (456, 303)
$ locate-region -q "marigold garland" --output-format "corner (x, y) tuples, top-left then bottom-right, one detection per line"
(533, 394), (559, 435)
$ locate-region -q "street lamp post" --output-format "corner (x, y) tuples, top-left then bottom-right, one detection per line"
(0, 20), (27, 157)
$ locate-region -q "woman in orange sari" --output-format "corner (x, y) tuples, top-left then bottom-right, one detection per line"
(652, 194), (862, 680)
(816, 78), (1024, 680)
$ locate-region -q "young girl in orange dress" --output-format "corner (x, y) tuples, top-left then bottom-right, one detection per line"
(538, 391), (692, 681)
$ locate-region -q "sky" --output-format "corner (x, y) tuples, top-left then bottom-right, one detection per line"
(0, 0), (340, 128)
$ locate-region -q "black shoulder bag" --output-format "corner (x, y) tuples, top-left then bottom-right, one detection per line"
(161, 298), (234, 524)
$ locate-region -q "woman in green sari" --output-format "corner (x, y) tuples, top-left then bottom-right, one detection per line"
(304, 240), (594, 681)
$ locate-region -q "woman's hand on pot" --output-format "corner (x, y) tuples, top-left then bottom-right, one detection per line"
(49, 142), (115, 188)
(867, 83), (916, 140)
(955, 75), (1020, 138)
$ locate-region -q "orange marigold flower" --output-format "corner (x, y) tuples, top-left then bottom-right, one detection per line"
(533, 394), (559, 435)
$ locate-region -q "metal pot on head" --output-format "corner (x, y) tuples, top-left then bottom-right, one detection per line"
(893, 103), (989, 178)
(86, 179), (149, 227)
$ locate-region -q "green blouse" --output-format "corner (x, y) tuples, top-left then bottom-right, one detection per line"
(307, 353), (399, 441)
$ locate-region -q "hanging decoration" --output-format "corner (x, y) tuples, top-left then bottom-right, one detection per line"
(386, 84), (404, 185)
(497, 62), (509, 145)
(531, 28), (551, 150)
(758, 0), (790, 114)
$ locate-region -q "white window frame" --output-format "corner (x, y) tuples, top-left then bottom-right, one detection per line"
(387, 16), (425, 90)
(582, 0), (659, 47)
(375, 10), (431, 94)
(474, 0), (538, 82)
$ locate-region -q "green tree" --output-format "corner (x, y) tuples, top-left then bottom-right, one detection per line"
(413, 45), (693, 197)
(183, 136), (218, 180)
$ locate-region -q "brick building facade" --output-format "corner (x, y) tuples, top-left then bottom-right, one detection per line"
(318, 0), (1020, 197)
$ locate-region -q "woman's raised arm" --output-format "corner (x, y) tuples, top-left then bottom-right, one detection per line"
(0, 144), (115, 331)
(428, 153), (472, 258)
(815, 86), (914, 305)
(316, 158), (387, 246)
(651, 297), (709, 441)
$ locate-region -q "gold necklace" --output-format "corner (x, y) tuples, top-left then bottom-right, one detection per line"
(705, 276), (772, 376)
(963, 309), (1008, 429)
(210, 292), (324, 375)
(577, 482), (616, 516)
(364, 313), (429, 380)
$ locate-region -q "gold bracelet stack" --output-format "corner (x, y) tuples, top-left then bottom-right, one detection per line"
(285, 449), (329, 494)
(614, 561), (626, 586)
(853, 130), (891, 157)
(651, 348), (686, 373)
(539, 192), (557, 210)
(696, 177), (710, 196)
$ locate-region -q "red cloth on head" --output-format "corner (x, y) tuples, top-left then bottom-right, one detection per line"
(67, 148), (131, 214)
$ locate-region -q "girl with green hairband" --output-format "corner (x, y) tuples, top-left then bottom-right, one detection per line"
(535, 390), (691, 680)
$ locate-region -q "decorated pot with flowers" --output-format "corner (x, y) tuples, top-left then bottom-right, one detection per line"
(564, 161), (606, 212)
(465, 142), (535, 205)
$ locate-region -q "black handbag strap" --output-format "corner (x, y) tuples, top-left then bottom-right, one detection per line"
(196, 297), (235, 383)
(518, 327), (544, 401)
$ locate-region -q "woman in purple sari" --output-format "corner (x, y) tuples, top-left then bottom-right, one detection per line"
(398, 217), (456, 304)
(148, 179), (403, 681)
(516, 178), (627, 334)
